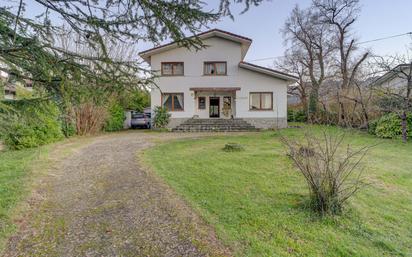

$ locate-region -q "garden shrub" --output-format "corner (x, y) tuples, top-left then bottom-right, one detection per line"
(374, 113), (412, 139)
(72, 102), (107, 135)
(288, 109), (307, 122)
(61, 119), (76, 137)
(222, 143), (244, 152)
(316, 109), (339, 125)
(281, 130), (372, 215)
(1, 100), (63, 150)
(104, 101), (125, 132)
(367, 119), (378, 135)
(287, 109), (294, 122)
(153, 106), (170, 128)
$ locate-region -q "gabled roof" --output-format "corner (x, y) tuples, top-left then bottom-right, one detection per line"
(139, 29), (252, 64)
(374, 64), (411, 85)
(239, 61), (298, 82)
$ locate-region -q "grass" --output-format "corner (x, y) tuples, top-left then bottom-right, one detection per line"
(142, 126), (412, 256)
(0, 146), (50, 250)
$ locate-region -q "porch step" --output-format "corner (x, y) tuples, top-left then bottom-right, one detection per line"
(172, 118), (257, 132)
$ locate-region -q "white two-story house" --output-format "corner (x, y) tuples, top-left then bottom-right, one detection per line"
(139, 29), (297, 130)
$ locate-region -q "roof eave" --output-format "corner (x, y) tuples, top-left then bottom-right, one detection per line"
(239, 62), (298, 82)
(138, 29), (253, 62)
(374, 64), (412, 85)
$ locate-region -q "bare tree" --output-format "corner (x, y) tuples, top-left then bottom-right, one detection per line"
(348, 78), (373, 128)
(283, 5), (334, 121)
(276, 52), (309, 110)
(313, 0), (369, 126)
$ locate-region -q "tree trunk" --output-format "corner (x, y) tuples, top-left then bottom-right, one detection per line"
(401, 111), (408, 143)
(301, 94), (308, 116)
(308, 86), (319, 123)
(339, 102), (346, 126)
(362, 105), (369, 130)
(337, 90), (346, 126)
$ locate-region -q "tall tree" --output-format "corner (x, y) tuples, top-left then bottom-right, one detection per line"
(313, 0), (369, 126)
(282, 5), (334, 121)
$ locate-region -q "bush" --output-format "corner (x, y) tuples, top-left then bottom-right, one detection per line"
(222, 143), (244, 152)
(287, 109), (307, 122)
(1, 100), (63, 150)
(72, 102), (107, 135)
(315, 109), (339, 125)
(104, 101), (125, 132)
(153, 106), (171, 128)
(367, 119), (378, 135)
(373, 113), (412, 139)
(61, 119), (76, 137)
(281, 131), (371, 215)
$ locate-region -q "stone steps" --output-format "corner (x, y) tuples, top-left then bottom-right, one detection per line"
(172, 118), (258, 132)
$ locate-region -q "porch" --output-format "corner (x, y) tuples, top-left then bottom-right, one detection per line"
(190, 87), (240, 119)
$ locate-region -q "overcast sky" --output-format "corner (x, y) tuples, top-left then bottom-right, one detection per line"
(139, 0), (412, 67)
(15, 0), (412, 68)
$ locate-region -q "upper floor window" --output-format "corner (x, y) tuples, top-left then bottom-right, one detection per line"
(249, 92), (273, 110)
(161, 62), (184, 76)
(204, 62), (227, 76)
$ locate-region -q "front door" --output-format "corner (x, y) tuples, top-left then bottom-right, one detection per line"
(209, 97), (220, 118)
(222, 96), (232, 118)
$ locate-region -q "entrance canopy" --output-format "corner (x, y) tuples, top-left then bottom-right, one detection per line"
(189, 87), (240, 92)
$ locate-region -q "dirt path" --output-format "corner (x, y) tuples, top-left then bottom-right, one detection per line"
(3, 132), (233, 257)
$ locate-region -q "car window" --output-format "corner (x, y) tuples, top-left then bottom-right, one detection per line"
(132, 113), (144, 118)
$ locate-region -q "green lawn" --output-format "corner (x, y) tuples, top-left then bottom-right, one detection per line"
(0, 146), (49, 250)
(142, 126), (412, 256)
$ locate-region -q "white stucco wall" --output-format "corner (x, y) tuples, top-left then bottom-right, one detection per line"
(150, 37), (241, 118)
(382, 76), (407, 91)
(149, 37), (288, 121)
(235, 68), (288, 119)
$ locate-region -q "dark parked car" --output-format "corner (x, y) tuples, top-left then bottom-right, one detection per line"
(131, 112), (151, 129)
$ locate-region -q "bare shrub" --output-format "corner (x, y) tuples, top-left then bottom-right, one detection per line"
(281, 130), (373, 215)
(72, 102), (107, 135)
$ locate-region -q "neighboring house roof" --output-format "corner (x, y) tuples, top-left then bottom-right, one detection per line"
(239, 61), (298, 82)
(374, 63), (412, 85)
(4, 84), (16, 93)
(139, 29), (252, 64)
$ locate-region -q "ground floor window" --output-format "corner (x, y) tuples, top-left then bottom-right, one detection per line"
(198, 96), (206, 109)
(162, 93), (184, 111)
(249, 92), (273, 110)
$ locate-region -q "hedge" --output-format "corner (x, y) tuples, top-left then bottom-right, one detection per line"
(1, 100), (63, 150)
(369, 113), (412, 139)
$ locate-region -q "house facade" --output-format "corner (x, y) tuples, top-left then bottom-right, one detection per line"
(139, 29), (297, 129)
(1, 71), (33, 100)
(374, 64), (411, 90)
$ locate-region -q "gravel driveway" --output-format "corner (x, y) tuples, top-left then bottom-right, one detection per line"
(4, 131), (232, 257)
